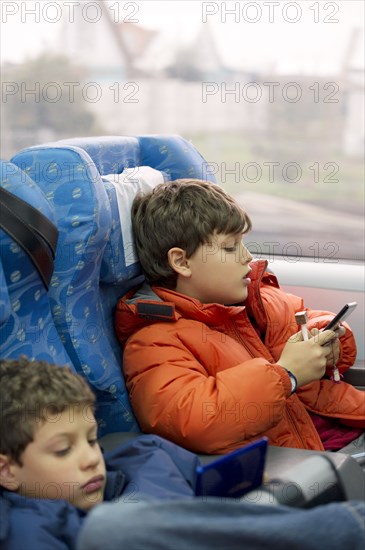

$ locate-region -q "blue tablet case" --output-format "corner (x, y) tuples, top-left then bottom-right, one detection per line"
(194, 437), (268, 498)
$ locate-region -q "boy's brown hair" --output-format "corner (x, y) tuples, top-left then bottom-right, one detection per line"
(132, 179), (252, 288)
(0, 357), (95, 464)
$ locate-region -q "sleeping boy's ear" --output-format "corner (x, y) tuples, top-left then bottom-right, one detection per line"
(0, 454), (21, 491)
(167, 248), (192, 278)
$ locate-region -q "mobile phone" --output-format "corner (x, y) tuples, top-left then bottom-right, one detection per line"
(323, 302), (357, 331)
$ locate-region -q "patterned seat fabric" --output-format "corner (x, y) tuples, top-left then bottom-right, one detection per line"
(9, 135), (216, 435)
(0, 160), (73, 366)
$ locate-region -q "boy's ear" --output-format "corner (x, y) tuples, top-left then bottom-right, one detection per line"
(0, 454), (21, 491)
(167, 247), (191, 278)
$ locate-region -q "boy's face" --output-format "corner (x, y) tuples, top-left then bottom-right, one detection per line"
(8, 406), (106, 511)
(182, 232), (253, 305)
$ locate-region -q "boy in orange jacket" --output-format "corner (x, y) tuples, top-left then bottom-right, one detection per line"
(115, 179), (365, 455)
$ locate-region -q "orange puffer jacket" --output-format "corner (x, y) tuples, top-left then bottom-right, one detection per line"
(115, 260), (365, 454)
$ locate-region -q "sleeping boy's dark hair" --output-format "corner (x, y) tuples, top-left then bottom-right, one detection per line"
(132, 179), (252, 288)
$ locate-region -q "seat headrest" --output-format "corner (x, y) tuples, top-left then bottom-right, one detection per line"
(100, 166), (168, 284)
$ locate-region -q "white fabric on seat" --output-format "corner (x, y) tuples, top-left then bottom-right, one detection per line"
(102, 166), (165, 268)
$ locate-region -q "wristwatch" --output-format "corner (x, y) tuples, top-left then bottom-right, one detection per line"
(285, 369), (297, 394)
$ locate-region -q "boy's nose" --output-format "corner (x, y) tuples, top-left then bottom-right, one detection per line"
(240, 245), (252, 264)
(80, 443), (103, 470)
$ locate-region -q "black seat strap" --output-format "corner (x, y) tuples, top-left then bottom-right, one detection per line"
(0, 187), (58, 289)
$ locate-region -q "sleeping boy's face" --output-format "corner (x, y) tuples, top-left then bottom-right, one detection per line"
(8, 405), (106, 511)
(181, 232), (253, 305)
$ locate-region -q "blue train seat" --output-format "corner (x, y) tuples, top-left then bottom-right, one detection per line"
(0, 160), (73, 366)
(10, 136), (216, 435)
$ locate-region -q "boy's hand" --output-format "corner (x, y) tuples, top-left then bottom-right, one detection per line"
(313, 326), (344, 367)
(277, 328), (338, 387)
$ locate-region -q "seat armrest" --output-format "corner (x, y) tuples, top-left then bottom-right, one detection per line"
(244, 454), (344, 507)
(266, 446), (365, 502)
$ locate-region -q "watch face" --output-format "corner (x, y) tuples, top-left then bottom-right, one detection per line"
(289, 374), (297, 393)
(284, 369), (297, 393)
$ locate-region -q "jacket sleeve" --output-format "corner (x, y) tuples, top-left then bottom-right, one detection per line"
(123, 327), (293, 454)
(297, 378), (365, 428)
(105, 434), (198, 499)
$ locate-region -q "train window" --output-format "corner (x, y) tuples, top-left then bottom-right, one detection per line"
(1, 0), (363, 262)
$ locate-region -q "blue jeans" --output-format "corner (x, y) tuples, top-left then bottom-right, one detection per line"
(77, 498), (365, 550)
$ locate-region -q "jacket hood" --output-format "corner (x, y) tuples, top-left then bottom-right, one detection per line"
(115, 259), (278, 346)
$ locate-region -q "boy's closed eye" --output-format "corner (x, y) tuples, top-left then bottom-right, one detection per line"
(52, 434), (98, 457)
(54, 447), (72, 457)
(222, 239), (241, 252)
(52, 437), (99, 457)
(223, 246), (238, 252)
